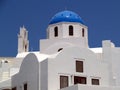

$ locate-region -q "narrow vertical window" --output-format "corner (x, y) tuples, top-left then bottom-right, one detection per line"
(60, 76), (68, 89)
(82, 28), (85, 37)
(92, 79), (100, 85)
(76, 61), (83, 72)
(69, 25), (73, 36)
(54, 26), (58, 37)
(24, 83), (27, 90)
(25, 44), (27, 52)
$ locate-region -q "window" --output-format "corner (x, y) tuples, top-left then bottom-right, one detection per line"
(82, 28), (85, 37)
(24, 83), (27, 90)
(76, 61), (83, 72)
(69, 25), (73, 36)
(4, 60), (8, 63)
(60, 76), (68, 89)
(25, 44), (27, 52)
(74, 76), (86, 84)
(54, 27), (58, 37)
(58, 48), (63, 52)
(12, 87), (16, 90)
(92, 79), (99, 85)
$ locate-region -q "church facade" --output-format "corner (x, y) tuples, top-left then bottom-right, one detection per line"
(0, 10), (120, 90)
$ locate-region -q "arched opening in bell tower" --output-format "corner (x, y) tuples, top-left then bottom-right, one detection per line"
(82, 28), (85, 37)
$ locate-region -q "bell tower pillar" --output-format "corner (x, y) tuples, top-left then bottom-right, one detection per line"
(18, 26), (29, 53)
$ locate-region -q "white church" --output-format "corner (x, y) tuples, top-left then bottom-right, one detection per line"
(0, 10), (120, 90)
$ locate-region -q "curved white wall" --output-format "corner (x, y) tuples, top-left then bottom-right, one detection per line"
(12, 53), (40, 90)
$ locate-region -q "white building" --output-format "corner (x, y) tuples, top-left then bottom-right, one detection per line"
(0, 10), (120, 90)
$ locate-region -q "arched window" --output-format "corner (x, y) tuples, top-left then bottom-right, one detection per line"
(82, 28), (85, 37)
(4, 60), (8, 63)
(69, 25), (73, 36)
(58, 48), (63, 52)
(54, 26), (58, 37)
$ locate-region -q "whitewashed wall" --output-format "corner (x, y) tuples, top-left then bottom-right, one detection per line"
(45, 47), (109, 90)
(12, 53), (40, 90)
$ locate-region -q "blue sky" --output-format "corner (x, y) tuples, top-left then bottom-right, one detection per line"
(0, 0), (120, 56)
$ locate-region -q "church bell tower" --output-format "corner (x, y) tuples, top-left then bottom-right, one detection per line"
(18, 26), (29, 53)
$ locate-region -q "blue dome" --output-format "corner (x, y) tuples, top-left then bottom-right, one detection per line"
(49, 10), (85, 25)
